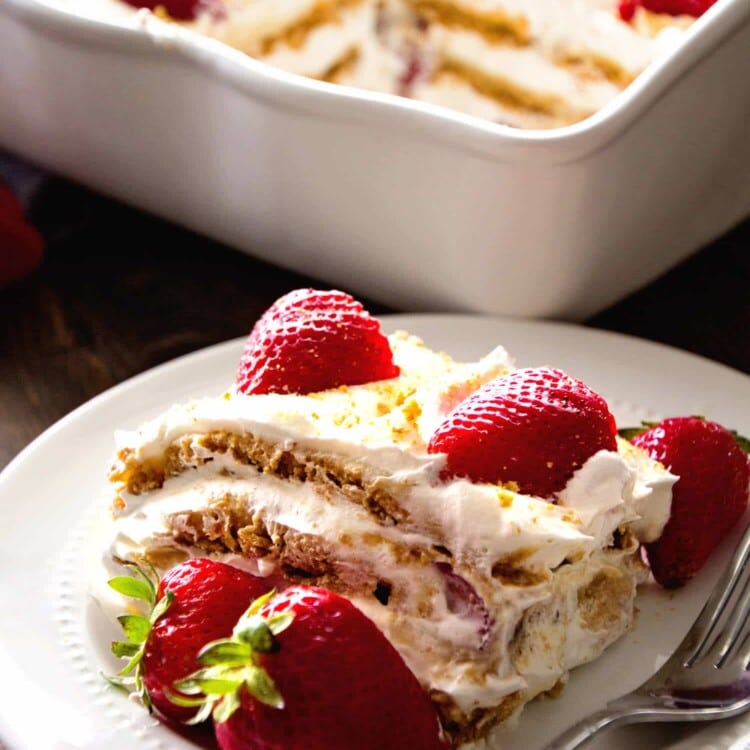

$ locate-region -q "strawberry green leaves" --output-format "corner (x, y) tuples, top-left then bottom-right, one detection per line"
(106, 564), (174, 712)
(172, 590), (295, 724)
(212, 585), (449, 750)
(108, 566), (158, 605)
(729, 429), (750, 454)
(106, 565), (292, 725)
(104, 558), (274, 723)
(117, 614), (151, 644)
(617, 421), (659, 443)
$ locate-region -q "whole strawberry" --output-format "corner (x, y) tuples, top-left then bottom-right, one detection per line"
(427, 367), (617, 498)
(178, 586), (447, 750)
(236, 288), (399, 396)
(630, 417), (750, 588)
(108, 558), (270, 722)
(0, 180), (44, 287)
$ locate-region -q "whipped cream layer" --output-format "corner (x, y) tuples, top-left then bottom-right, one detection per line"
(109, 332), (676, 727)
(56, 0), (694, 128)
(116, 331), (513, 460)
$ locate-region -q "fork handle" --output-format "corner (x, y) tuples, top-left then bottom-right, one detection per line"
(543, 706), (643, 750)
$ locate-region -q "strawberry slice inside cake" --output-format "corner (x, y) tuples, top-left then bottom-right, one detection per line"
(107, 288), (677, 747)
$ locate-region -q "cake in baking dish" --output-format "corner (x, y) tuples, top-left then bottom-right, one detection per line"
(107, 288), (675, 746)
(99, 0), (699, 128)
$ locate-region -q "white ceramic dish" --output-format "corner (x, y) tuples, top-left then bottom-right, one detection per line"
(1, 314), (750, 749)
(1, 0), (750, 320)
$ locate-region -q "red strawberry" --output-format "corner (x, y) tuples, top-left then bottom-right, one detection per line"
(427, 367), (617, 498)
(630, 417), (749, 588)
(0, 180), (25, 221)
(618, 0), (639, 19)
(121, 0), (223, 21)
(0, 181), (44, 286)
(236, 288), (399, 396)
(179, 586), (447, 750)
(108, 558), (270, 722)
(618, 0), (716, 20)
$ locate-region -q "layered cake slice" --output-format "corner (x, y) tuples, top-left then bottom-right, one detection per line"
(403, 0), (666, 126)
(107, 289), (675, 746)
(90, 0), (702, 128)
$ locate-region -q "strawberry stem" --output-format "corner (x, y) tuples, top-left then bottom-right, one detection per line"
(173, 591), (295, 723)
(730, 430), (750, 454)
(618, 421), (659, 442)
(234, 616), (278, 652)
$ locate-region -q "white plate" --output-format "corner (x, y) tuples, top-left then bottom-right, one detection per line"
(1, 314), (750, 750)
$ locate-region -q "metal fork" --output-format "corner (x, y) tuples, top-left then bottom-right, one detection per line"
(544, 523), (750, 749)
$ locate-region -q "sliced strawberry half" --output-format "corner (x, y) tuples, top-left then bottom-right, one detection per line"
(236, 288), (399, 396)
(428, 367), (617, 498)
(628, 417), (750, 588)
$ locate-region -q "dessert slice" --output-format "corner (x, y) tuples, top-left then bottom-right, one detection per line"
(405, 0), (685, 127)
(101, 0), (697, 128)
(107, 289), (675, 747)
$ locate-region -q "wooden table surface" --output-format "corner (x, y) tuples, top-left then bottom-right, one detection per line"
(1, 153), (750, 748)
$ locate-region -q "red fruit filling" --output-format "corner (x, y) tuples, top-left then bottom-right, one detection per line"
(121, 0), (224, 21)
(435, 562), (492, 649)
(619, 0), (717, 21)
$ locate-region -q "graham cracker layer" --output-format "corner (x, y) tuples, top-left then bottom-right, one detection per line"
(433, 58), (569, 118)
(163, 492), (435, 600)
(258, 0), (363, 54)
(111, 428), (410, 525)
(431, 687), (525, 746)
(409, 0), (528, 44)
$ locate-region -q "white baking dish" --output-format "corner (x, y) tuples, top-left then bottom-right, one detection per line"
(0, 0), (748, 319)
